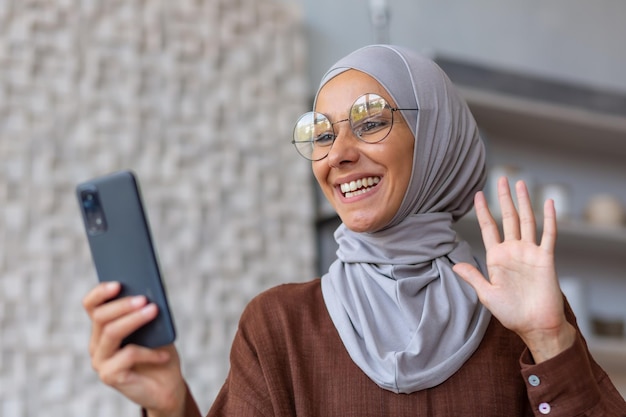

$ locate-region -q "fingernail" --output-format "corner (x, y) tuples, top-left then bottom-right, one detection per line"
(130, 295), (146, 307)
(105, 281), (120, 291)
(141, 303), (157, 315)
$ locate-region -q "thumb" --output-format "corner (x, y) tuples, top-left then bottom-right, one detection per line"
(453, 262), (490, 297)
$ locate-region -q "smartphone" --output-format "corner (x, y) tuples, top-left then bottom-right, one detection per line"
(76, 170), (176, 348)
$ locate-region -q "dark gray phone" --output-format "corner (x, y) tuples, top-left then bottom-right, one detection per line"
(76, 170), (176, 348)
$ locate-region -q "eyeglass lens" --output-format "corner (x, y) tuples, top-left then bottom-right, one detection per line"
(293, 93), (395, 161)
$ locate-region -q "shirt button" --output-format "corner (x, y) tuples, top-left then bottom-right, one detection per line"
(528, 374), (541, 387)
(538, 402), (551, 414)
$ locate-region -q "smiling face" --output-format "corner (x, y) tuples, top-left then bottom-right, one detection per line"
(313, 70), (415, 233)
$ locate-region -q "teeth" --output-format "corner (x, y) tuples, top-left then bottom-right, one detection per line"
(340, 176), (380, 198)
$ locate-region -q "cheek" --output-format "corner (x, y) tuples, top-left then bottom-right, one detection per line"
(391, 137), (415, 199)
(312, 163), (332, 197)
(312, 162), (324, 185)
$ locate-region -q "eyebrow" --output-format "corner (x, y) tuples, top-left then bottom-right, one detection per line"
(313, 108), (350, 126)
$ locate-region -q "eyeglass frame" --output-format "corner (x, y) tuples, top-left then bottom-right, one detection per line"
(291, 93), (419, 161)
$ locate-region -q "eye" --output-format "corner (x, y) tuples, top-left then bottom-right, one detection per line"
(313, 132), (336, 147)
(353, 116), (390, 137)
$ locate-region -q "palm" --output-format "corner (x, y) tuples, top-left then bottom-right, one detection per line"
(483, 237), (562, 335)
(454, 178), (569, 344)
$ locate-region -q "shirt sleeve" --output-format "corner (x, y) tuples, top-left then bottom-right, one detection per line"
(520, 333), (626, 417)
(206, 297), (278, 417)
(138, 321), (271, 417)
(142, 297), (276, 417)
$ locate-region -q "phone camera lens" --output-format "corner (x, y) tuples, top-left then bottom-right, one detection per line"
(83, 194), (95, 209)
(80, 189), (108, 234)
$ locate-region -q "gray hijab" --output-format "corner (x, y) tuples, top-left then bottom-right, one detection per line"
(318, 45), (491, 393)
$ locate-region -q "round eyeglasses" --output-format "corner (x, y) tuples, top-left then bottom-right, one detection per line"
(292, 93), (418, 161)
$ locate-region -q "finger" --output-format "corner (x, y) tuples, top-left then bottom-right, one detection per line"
(515, 180), (536, 243)
(92, 303), (159, 365)
(540, 198), (557, 254)
(453, 263), (491, 299)
(498, 176), (520, 240)
(474, 191), (501, 251)
(85, 282), (123, 356)
(92, 295), (148, 325)
(83, 281), (122, 316)
(97, 344), (171, 387)
(88, 295), (148, 356)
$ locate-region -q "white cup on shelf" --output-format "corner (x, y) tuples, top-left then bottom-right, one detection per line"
(537, 183), (571, 221)
(585, 193), (624, 228)
(487, 165), (532, 217)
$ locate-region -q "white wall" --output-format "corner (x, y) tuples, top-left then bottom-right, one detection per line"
(0, 1), (313, 415)
(296, 0), (626, 94)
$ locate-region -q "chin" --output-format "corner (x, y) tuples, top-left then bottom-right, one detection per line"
(341, 217), (383, 234)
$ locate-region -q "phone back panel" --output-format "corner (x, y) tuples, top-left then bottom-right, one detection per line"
(77, 170), (176, 348)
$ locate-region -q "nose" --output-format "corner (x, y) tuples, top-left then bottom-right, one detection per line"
(326, 124), (360, 167)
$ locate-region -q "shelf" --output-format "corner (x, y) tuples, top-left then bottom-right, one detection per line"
(588, 337), (626, 374)
(435, 55), (626, 161)
(458, 86), (626, 161)
(454, 211), (626, 258)
(589, 337), (626, 398)
(555, 219), (626, 254)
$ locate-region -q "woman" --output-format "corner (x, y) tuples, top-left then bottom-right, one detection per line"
(83, 45), (626, 416)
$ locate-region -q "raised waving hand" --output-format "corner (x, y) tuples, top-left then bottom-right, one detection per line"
(453, 177), (576, 362)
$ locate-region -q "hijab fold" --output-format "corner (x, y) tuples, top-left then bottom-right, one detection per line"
(318, 45), (491, 393)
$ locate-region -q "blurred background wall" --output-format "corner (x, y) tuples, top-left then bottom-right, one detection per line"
(0, 0), (313, 415)
(1, 0), (625, 416)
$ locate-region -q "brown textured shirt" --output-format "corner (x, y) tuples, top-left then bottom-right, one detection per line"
(176, 279), (625, 417)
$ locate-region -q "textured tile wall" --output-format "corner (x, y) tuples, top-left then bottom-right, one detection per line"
(0, 0), (314, 415)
